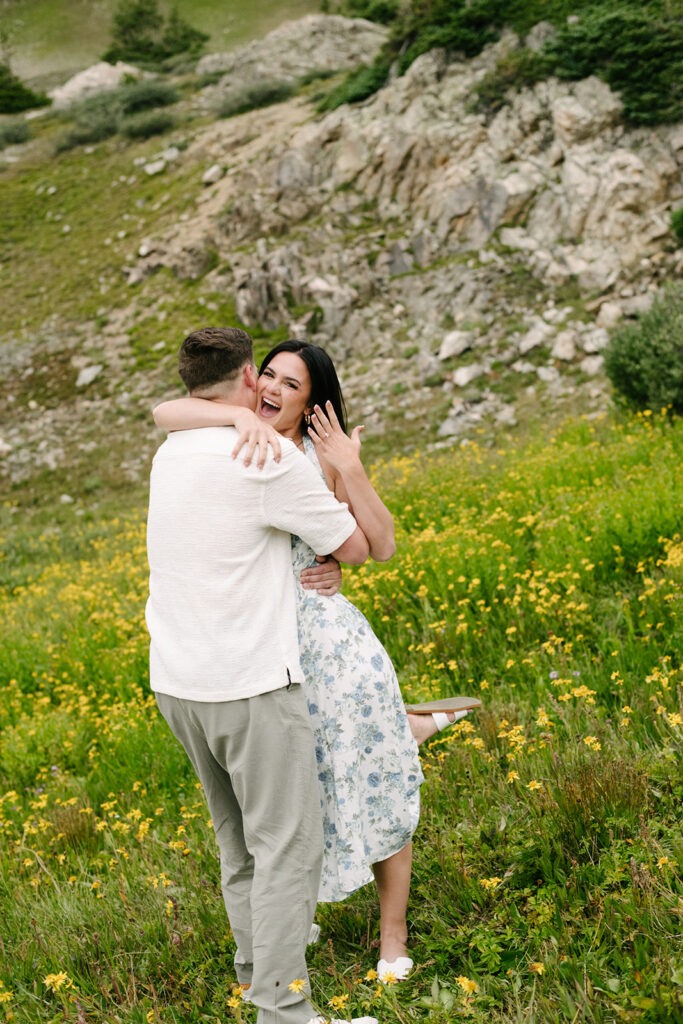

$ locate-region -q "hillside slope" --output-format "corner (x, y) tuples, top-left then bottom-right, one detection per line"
(0, 13), (681, 513)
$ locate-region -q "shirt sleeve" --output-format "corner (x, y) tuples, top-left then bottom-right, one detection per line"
(259, 442), (358, 555)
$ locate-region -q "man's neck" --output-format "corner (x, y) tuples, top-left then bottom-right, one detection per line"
(191, 390), (255, 411)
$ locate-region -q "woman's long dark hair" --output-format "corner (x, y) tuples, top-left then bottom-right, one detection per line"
(258, 340), (348, 436)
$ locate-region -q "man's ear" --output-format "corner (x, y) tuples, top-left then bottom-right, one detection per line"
(244, 363), (258, 392)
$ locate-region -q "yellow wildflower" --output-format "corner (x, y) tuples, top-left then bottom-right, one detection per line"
(288, 979), (307, 994)
(43, 972), (73, 992)
(527, 780), (543, 791)
(456, 976), (479, 993)
(529, 962), (545, 975)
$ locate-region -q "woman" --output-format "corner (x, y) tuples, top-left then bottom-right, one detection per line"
(154, 340), (469, 979)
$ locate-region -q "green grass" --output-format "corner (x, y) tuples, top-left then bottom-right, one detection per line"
(0, 410), (682, 1022)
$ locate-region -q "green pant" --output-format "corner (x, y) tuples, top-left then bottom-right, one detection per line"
(156, 684), (322, 1024)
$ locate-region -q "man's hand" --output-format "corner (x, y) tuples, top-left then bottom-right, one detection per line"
(300, 554), (342, 596)
(231, 408), (281, 468)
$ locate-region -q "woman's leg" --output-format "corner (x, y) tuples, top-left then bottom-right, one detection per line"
(372, 842), (413, 962)
(407, 712), (456, 746)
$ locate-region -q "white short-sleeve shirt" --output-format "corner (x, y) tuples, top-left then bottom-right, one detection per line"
(146, 427), (357, 702)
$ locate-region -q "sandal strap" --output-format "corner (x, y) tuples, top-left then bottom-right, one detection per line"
(405, 696), (481, 714)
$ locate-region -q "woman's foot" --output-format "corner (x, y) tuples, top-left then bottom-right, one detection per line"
(379, 933), (408, 964)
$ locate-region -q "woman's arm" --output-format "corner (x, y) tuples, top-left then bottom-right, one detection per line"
(153, 397), (281, 468)
(309, 402), (396, 562)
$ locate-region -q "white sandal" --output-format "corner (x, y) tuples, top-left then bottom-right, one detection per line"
(377, 955), (414, 982)
(405, 696), (482, 715)
(432, 709), (470, 731)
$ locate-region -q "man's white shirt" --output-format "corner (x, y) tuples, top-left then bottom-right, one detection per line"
(146, 427), (357, 702)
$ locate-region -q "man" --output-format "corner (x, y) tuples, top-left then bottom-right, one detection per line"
(146, 326), (371, 1024)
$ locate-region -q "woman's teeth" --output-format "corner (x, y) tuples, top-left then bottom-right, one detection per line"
(260, 397), (280, 416)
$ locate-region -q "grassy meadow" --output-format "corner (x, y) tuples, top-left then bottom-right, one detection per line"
(0, 410), (682, 1023)
(3, 0), (320, 82)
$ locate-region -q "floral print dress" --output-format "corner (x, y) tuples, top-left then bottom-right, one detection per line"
(291, 438), (423, 902)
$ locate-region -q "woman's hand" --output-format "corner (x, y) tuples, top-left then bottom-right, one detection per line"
(231, 408), (281, 468)
(309, 401), (364, 473)
(299, 555), (343, 596)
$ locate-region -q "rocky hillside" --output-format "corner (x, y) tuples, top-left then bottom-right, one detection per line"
(1, 13), (682, 507)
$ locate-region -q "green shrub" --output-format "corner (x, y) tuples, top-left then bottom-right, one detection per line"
(55, 79), (179, 151)
(545, 7), (683, 126)
(196, 69), (225, 88)
(342, 0), (400, 23)
(324, 0), (681, 124)
(0, 63), (50, 114)
(473, 47), (556, 115)
(604, 285), (683, 415)
(0, 117), (31, 149)
(218, 80), (296, 118)
(118, 79), (179, 114)
(120, 108), (175, 138)
(55, 95), (120, 152)
(316, 60), (391, 112)
(671, 207), (683, 247)
(160, 5), (208, 57)
(298, 68), (340, 87)
(103, 0), (208, 65)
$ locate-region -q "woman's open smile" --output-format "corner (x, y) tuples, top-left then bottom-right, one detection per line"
(256, 351), (312, 437)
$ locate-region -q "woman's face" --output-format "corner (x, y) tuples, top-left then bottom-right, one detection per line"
(256, 352), (312, 437)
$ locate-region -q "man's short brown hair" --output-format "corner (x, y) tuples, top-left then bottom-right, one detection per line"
(178, 326), (254, 393)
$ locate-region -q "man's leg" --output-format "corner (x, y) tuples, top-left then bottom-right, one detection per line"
(155, 691), (255, 986)
(157, 686), (323, 1024)
(202, 684), (323, 1024)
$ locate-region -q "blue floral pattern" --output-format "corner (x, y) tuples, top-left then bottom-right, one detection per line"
(292, 439), (423, 902)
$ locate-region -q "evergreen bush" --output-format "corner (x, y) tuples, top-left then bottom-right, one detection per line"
(342, 0), (400, 23)
(671, 208), (683, 248)
(316, 60), (390, 112)
(160, 6), (209, 57)
(0, 63), (49, 114)
(473, 47), (555, 115)
(324, 0), (681, 125)
(0, 117), (31, 149)
(103, 0), (208, 66)
(604, 285), (683, 416)
(545, 7), (683, 126)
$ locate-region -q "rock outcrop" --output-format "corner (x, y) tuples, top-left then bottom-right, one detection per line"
(49, 61), (144, 108)
(197, 14), (388, 103)
(135, 28), (681, 368)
